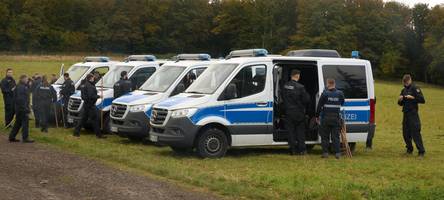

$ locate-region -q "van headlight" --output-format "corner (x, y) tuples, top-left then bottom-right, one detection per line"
(171, 108), (197, 118)
(129, 104), (152, 112)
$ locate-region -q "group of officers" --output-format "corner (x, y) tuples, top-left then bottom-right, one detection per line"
(0, 68), (133, 142)
(1, 68), (427, 158)
(283, 69), (426, 158)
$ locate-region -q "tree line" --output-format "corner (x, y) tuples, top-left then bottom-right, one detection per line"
(0, 0), (443, 84)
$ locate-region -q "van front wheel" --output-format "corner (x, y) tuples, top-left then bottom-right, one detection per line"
(196, 128), (228, 158)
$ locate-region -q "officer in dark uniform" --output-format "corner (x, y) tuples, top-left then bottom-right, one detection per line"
(1, 68), (16, 127)
(113, 71), (133, 98)
(282, 69), (310, 155)
(60, 73), (75, 127)
(398, 74), (425, 157)
(31, 73), (42, 127)
(35, 75), (57, 133)
(316, 78), (345, 159)
(9, 75), (34, 143)
(73, 74), (105, 139)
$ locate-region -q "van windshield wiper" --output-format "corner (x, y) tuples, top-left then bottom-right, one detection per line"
(187, 91), (204, 94)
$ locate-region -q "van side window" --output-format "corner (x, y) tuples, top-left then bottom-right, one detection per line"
(226, 65), (266, 99)
(322, 65), (368, 98)
(131, 67), (156, 89)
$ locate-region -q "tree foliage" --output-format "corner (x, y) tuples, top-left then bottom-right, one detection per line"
(0, 0), (443, 84)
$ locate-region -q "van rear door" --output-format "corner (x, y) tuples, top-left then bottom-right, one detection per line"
(319, 61), (371, 142)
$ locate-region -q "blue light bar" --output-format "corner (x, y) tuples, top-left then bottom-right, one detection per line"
(227, 49), (268, 59)
(351, 51), (360, 59)
(127, 55), (156, 62)
(84, 56), (110, 62)
(177, 54), (211, 61)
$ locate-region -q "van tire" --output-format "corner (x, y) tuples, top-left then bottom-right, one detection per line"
(196, 128), (228, 158)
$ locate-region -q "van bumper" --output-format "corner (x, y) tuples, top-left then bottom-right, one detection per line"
(110, 112), (150, 138)
(67, 110), (82, 124)
(150, 117), (200, 148)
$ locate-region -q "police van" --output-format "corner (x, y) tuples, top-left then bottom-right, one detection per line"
(52, 56), (118, 103)
(149, 49), (376, 158)
(67, 55), (160, 133)
(109, 54), (213, 141)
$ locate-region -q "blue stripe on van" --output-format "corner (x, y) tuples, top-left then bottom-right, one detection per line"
(96, 97), (114, 109)
(190, 105), (225, 124)
(343, 101), (369, 106)
(343, 110), (369, 122)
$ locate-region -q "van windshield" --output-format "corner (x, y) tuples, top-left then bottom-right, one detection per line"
(139, 66), (185, 92)
(96, 65), (134, 88)
(54, 65), (90, 85)
(186, 63), (239, 94)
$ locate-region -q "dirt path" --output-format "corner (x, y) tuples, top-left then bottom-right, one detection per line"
(0, 134), (218, 200)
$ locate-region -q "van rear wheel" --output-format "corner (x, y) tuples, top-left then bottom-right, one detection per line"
(196, 128), (228, 158)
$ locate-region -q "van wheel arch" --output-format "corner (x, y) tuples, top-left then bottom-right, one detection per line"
(195, 123), (232, 147)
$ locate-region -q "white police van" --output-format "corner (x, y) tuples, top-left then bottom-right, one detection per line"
(149, 49), (376, 158)
(67, 55), (159, 133)
(52, 57), (118, 103)
(109, 54), (213, 141)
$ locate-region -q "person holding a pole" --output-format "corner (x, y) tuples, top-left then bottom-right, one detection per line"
(35, 75), (57, 133)
(316, 78), (345, 159)
(60, 73), (75, 128)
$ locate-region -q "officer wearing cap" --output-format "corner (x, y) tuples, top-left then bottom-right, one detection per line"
(282, 69), (310, 155)
(113, 71), (133, 98)
(316, 78), (345, 159)
(73, 74), (105, 138)
(60, 73), (75, 127)
(398, 74), (425, 157)
(1, 68), (16, 127)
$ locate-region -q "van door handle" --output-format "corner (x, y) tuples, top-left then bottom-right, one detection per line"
(256, 102), (268, 107)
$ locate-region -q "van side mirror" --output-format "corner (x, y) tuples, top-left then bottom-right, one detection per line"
(224, 83), (238, 100)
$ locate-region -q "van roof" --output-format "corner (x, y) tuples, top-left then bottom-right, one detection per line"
(115, 61), (160, 67)
(161, 60), (214, 68)
(221, 56), (370, 65)
(72, 61), (119, 67)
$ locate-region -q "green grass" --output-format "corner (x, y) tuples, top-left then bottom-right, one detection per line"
(1, 58), (444, 200)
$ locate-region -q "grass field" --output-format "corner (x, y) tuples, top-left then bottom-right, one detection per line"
(1, 57), (444, 200)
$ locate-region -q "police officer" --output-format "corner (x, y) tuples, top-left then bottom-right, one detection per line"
(60, 73), (75, 127)
(1, 68), (16, 127)
(398, 74), (426, 157)
(35, 75), (57, 133)
(113, 71), (132, 98)
(316, 78), (345, 159)
(31, 73), (42, 127)
(9, 75), (34, 143)
(73, 74), (105, 139)
(283, 69), (310, 155)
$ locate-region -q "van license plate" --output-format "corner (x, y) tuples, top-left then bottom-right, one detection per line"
(111, 127), (118, 133)
(67, 118), (74, 123)
(150, 135), (158, 142)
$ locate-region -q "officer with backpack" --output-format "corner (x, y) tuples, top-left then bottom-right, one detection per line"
(316, 78), (345, 159)
(35, 75), (57, 133)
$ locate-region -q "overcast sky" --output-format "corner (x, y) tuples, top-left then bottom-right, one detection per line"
(384, 0), (444, 7)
